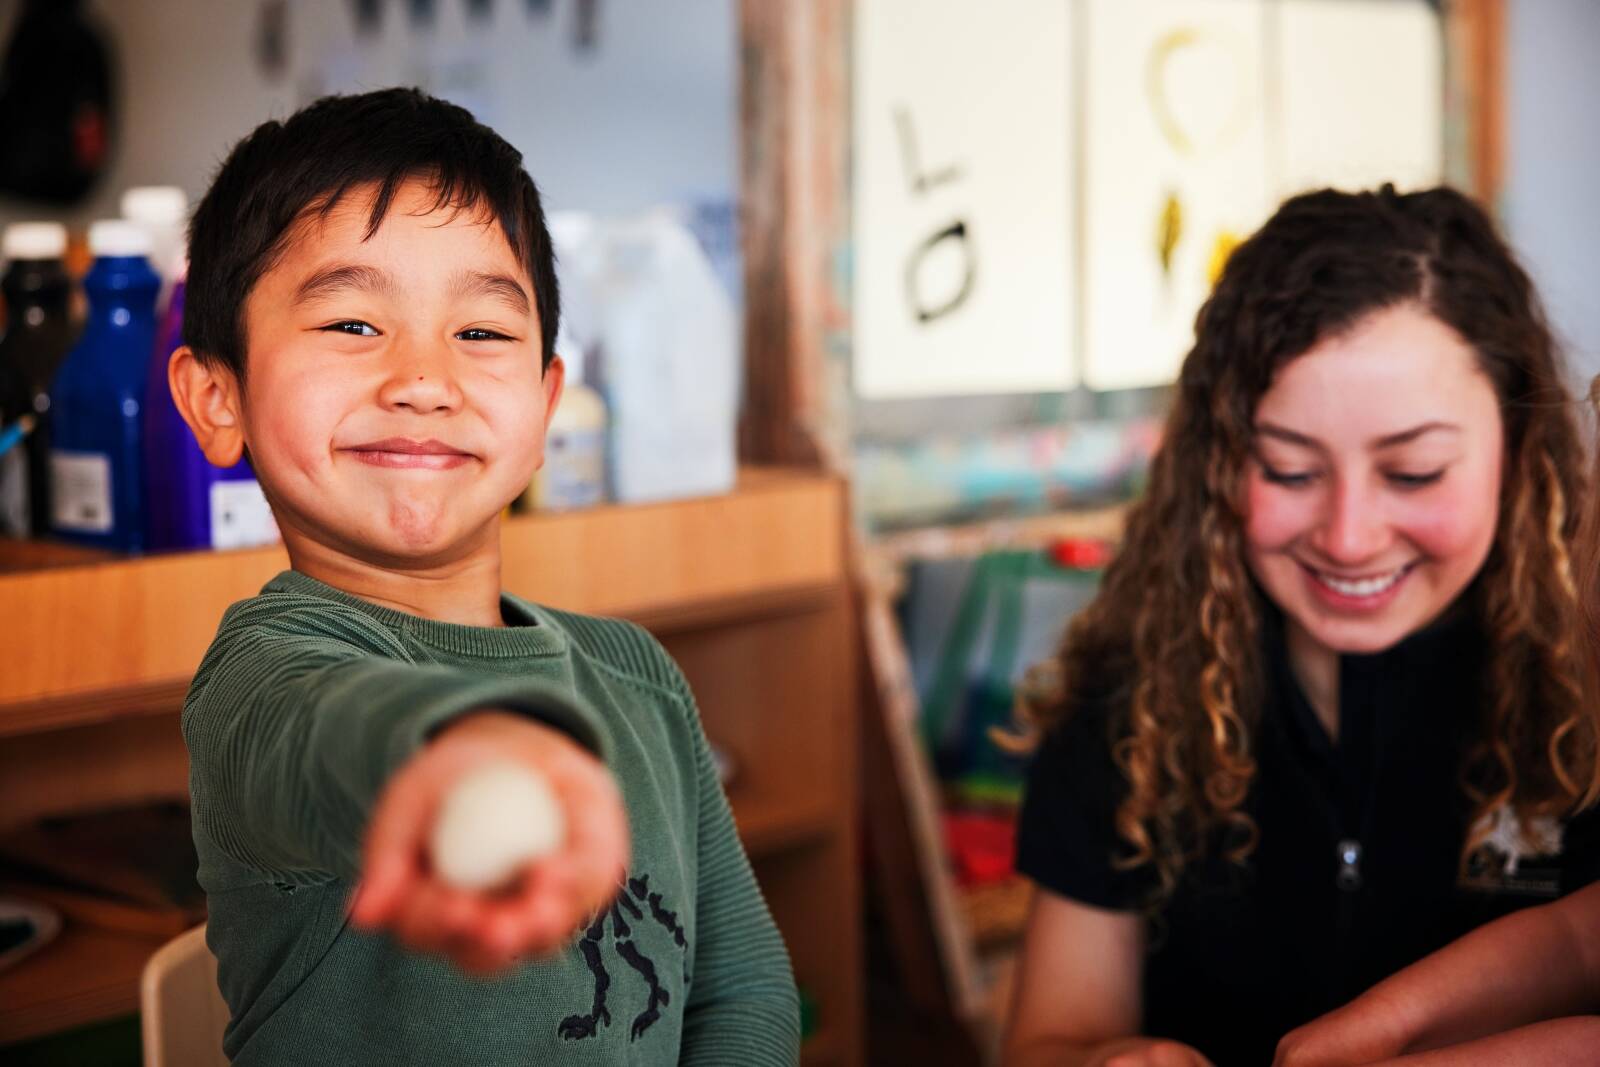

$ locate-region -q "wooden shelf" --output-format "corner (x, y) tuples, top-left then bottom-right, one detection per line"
(0, 919), (164, 1045)
(0, 467), (845, 735)
(0, 793), (842, 1049)
(958, 877), (1033, 953)
(732, 791), (836, 858)
(801, 1025), (844, 1065)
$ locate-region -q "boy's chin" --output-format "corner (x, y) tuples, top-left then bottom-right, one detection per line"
(342, 506), (501, 565)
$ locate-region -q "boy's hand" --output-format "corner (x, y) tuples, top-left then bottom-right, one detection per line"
(348, 711), (629, 974)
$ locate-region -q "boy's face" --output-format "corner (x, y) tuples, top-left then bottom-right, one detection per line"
(236, 180), (561, 567)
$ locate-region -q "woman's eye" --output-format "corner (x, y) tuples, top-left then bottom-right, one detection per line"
(1387, 469), (1445, 489)
(321, 320), (379, 337)
(457, 327), (512, 342)
(1261, 466), (1318, 488)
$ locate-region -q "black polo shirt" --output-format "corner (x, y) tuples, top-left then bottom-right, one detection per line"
(1016, 608), (1600, 1066)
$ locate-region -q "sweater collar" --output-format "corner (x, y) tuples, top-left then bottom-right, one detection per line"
(264, 569), (568, 659)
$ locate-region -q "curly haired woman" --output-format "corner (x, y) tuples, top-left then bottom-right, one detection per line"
(1269, 382), (1600, 1067)
(1001, 186), (1600, 1067)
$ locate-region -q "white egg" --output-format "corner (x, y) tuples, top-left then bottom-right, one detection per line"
(429, 761), (566, 891)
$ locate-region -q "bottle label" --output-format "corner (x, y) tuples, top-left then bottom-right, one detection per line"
(0, 447), (28, 537)
(51, 451), (114, 533)
(538, 427), (606, 510)
(210, 479), (280, 550)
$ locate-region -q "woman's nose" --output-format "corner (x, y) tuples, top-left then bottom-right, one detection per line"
(1310, 480), (1391, 563)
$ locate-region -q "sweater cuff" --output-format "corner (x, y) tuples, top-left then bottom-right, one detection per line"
(378, 674), (615, 777)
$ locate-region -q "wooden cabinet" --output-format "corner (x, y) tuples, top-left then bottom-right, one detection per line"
(0, 467), (862, 1064)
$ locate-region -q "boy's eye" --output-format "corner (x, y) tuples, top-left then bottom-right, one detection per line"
(1386, 469), (1446, 489)
(1260, 465), (1318, 488)
(456, 327), (513, 342)
(321, 320), (380, 337)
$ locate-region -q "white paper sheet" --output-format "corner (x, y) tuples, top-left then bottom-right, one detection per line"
(1081, 0), (1271, 392)
(853, 0), (1076, 399)
(1276, 0), (1444, 197)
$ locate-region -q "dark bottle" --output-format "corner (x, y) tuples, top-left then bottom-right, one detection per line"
(0, 221), (75, 538)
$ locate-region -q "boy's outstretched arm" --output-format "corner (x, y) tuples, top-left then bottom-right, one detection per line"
(186, 625), (627, 971)
(1274, 881), (1600, 1066)
(667, 673), (802, 1066)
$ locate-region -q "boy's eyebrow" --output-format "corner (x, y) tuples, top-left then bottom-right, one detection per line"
(292, 264), (398, 305)
(450, 270), (531, 317)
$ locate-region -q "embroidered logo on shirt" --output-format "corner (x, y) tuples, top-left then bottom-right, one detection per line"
(1460, 805), (1565, 897)
(558, 873), (690, 1042)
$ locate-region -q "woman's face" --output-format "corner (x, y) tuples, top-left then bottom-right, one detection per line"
(1243, 303), (1505, 656)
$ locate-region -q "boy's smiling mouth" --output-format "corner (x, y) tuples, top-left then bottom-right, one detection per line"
(344, 437), (476, 470)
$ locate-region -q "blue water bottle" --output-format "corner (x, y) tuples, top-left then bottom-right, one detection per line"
(48, 220), (160, 552)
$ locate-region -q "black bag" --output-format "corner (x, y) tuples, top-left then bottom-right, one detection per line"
(0, 0), (116, 204)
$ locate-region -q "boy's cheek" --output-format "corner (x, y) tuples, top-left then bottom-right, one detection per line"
(241, 396), (339, 488)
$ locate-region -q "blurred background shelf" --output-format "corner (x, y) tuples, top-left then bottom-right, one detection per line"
(958, 877), (1033, 955)
(0, 467), (863, 1062)
(801, 1026), (844, 1066)
(0, 466), (843, 719)
(732, 792), (837, 858)
(0, 921), (162, 1045)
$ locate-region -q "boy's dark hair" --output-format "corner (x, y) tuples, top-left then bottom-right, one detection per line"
(185, 87), (559, 378)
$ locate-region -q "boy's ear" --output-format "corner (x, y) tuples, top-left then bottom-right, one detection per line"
(168, 346), (246, 467)
(542, 354), (566, 424)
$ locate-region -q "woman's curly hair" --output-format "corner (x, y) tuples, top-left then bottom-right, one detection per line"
(1021, 186), (1599, 905)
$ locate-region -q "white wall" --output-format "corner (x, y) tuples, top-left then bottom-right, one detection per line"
(0, 0), (735, 226)
(1503, 0), (1600, 390)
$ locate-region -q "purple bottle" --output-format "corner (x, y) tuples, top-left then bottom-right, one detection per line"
(142, 273), (276, 551)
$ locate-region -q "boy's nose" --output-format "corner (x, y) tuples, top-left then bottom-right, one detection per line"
(378, 348), (464, 414)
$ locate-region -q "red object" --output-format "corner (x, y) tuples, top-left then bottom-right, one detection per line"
(942, 810), (1017, 887)
(1050, 538), (1112, 570)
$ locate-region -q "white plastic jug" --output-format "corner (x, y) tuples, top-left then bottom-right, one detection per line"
(554, 209), (739, 505)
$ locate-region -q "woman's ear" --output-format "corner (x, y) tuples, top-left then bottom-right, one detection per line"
(168, 346), (246, 467)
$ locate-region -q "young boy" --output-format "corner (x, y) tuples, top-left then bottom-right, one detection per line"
(169, 88), (799, 1065)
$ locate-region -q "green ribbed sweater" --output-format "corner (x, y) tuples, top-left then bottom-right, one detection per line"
(183, 570), (799, 1066)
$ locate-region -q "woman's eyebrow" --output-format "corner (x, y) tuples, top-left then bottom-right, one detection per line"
(1254, 420), (1463, 449)
(1255, 422), (1321, 448)
(1372, 421), (1462, 448)
(292, 263), (397, 305)
(450, 269), (531, 317)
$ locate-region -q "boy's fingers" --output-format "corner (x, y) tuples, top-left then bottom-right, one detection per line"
(349, 851), (411, 928)
(428, 884), (487, 941)
(501, 864), (587, 952)
(391, 882), (468, 952)
(555, 775), (630, 889)
(355, 754), (452, 926)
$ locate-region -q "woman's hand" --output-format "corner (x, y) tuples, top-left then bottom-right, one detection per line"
(1086, 1037), (1216, 1067)
(347, 710), (630, 974)
(1273, 987), (1416, 1066)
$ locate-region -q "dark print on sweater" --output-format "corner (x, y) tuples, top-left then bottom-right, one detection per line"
(558, 872), (690, 1042)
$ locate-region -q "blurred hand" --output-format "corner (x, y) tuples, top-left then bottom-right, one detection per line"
(1088, 1038), (1217, 1067)
(1274, 991), (1415, 1067)
(348, 710), (629, 974)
